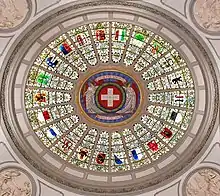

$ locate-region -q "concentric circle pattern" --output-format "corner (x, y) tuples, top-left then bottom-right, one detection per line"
(80, 70), (141, 124)
(25, 21), (195, 173)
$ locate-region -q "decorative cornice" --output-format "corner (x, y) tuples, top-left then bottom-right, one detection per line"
(0, 1), (219, 195)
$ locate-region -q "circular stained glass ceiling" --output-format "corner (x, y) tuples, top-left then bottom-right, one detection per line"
(24, 21), (195, 173)
(80, 70), (141, 124)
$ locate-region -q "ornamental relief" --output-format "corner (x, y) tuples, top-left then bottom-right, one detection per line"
(0, 168), (32, 196)
(185, 168), (220, 196)
(193, 0), (220, 32)
(0, 0), (29, 30)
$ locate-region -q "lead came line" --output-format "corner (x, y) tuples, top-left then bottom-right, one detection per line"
(24, 21), (196, 173)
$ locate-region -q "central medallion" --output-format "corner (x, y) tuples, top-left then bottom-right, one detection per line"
(95, 82), (126, 113)
(80, 71), (141, 124)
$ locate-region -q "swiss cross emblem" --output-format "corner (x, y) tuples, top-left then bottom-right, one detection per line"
(96, 83), (125, 113)
(100, 87), (120, 107)
(80, 71), (141, 124)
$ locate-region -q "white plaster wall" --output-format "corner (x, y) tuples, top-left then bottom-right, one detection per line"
(0, 0), (220, 195)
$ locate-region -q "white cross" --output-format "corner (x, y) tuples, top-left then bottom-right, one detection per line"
(101, 88), (120, 107)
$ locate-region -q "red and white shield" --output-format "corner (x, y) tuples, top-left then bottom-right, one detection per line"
(98, 84), (123, 110)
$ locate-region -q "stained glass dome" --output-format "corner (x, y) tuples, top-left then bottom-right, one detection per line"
(24, 21), (195, 173)
(1, 1), (218, 195)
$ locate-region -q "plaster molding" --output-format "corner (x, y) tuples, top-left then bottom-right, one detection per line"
(207, 38), (220, 59)
(0, 0), (32, 32)
(0, 1), (219, 195)
(38, 181), (64, 196)
(160, 0), (187, 17)
(154, 181), (180, 196)
(0, 142), (18, 164)
(182, 167), (220, 196)
(0, 36), (13, 56)
(34, 0), (61, 16)
(190, 0), (220, 35)
(0, 166), (35, 196)
(202, 142), (220, 167)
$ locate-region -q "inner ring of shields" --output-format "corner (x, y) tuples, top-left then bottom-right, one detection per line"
(80, 71), (141, 124)
(25, 21), (195, 172)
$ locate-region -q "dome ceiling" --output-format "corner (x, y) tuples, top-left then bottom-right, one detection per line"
(24, 21), (195, 173)
(0, 1), (219, 195)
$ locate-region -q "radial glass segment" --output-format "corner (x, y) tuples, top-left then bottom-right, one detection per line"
(24, 21), (195, 173)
